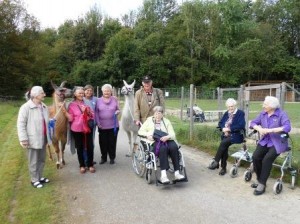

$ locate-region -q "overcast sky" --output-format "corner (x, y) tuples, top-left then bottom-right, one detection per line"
(23, 0), (144, 29)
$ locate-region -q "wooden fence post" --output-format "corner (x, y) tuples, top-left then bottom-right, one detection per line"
(180, 86), (184, 121)
(189, 84), (194, 141)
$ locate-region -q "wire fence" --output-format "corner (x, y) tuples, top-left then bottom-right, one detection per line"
(116, 84), (300, 131)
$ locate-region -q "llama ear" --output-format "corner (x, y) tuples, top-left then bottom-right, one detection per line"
(132, 80), (136, 87)
(51, 80), (58, 90)
(60, 81), (67, 87)
(123, 80), (128, 86)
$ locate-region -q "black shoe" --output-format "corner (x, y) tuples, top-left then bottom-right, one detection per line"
(251, 183), (258, 188)
(99, 159), (107, 164)
(110, 160), (115, 164)
(219, 168), (227, 176)
(208, 160), (219, 170)
(253, 188), (265, 196)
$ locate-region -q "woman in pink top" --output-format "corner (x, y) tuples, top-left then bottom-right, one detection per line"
(63, 86), (95, 174)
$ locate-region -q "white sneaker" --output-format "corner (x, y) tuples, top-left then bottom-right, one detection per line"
(160, 176), (170, 184)
(174, 173), (185, 181)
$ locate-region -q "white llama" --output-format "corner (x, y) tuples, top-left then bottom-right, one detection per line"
(121, 80), (139, 156)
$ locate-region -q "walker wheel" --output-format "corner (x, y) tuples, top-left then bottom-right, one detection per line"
(273, 179), (283, 194)
(244, 170), (252, 182)
(230, 166), (238, 178)
(146, 169), (152, 184)
(291, 175), (296, 189)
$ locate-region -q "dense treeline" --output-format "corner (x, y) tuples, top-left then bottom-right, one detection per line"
(0, 0), (299, 97)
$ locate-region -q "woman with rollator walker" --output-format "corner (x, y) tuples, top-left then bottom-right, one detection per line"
(208, 98), (246, 176)
(250, 96), (291, 195)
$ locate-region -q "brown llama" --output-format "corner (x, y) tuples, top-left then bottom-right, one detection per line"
(48, 81), (72, 169)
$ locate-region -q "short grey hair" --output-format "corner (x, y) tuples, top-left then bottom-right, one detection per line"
(101, 84), (113, 92)
(153, 106), (164, 113)
(72, 86), (84, 100)
(225, 98), (237, 107)
(264, 96), (280, 109)
(30, 86), (44, 98)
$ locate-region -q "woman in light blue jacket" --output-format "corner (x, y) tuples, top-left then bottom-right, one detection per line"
(17, 86), (51, 189)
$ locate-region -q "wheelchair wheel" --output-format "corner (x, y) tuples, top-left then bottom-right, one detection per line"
(132, 143), (146, 177)
(273, 179), (283, 194)
(146, 169), (152, 184)
(229, 165), (238, 178)
(243, 169), (252, 182)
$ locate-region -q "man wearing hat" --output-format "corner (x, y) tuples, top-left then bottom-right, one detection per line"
(134, 75), (165, 125)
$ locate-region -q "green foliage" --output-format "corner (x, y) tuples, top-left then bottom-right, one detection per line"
(1, 0), (300, 96)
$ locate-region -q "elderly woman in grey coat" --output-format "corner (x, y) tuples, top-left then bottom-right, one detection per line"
(17, 86), (51, 188)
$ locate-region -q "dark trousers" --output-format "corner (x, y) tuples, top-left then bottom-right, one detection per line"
(214, 136), (232, 169)
(98, 128), (119, 161)
(153, 140), (180, 171)
(252, 144), (279, 185)
(72, 131), (94, 168)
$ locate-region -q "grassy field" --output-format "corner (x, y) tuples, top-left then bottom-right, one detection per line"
(165, 98), (300, 128)
(0, 100), (62, 224)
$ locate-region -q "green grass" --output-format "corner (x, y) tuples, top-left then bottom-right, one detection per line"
(0, 101), (62, 224)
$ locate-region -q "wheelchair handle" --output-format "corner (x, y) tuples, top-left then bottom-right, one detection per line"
(280, 132), (289, 138)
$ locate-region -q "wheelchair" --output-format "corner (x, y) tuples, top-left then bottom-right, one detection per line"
(132, 135), (188, 185)
(186, 107), (206, 123)
(243, 132), (297, 195)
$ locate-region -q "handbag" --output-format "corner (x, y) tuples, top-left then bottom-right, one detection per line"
(153, 129), (168, 140)
(77, 105), (93, 131)
(87, 119), (94, 129)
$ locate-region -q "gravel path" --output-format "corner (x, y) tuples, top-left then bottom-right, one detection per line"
(57, 126), (300, 224)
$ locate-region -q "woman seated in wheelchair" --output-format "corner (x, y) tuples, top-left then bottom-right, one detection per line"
(138, 106), (185, 184)
(250, 96), (291, 196)
(208, 98), (246, 175)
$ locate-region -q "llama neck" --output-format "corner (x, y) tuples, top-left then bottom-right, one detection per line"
(53, 93), (64, 111)
(124, 94), (134, 110)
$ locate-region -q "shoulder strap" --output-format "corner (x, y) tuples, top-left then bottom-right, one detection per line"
(77, 105), (83, 114)
(156, 88), (160, 106)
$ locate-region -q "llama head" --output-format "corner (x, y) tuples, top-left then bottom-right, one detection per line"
(51, 81), (73, 101)
(121, 80), (135, 95)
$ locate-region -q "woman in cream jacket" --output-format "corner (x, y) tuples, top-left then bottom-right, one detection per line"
(138, 106), (184, 184)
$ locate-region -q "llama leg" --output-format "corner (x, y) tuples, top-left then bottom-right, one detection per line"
(62, 144), (66, 166)
(53, 142), (61, 169)
(47, 144), (53, 161)
(58, 141), (63, 169)
(133, 132), (138, 152)
(125, 131), (132, 157)
(60, 141), (66, 166)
